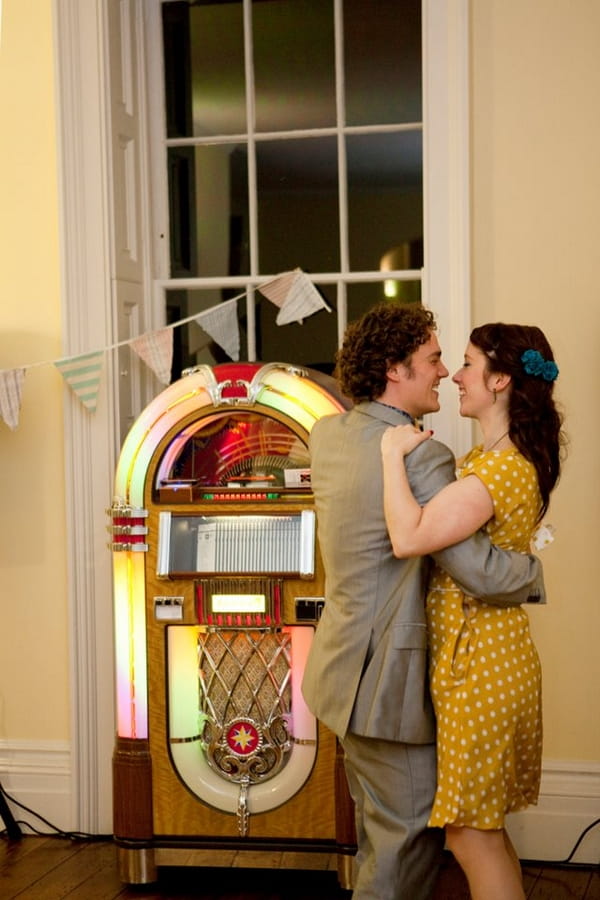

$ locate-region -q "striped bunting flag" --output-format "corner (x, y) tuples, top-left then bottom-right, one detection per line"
(130, 327), (173, 385)
(0, 368), (26, 430)
(195, 298), (240, 361)
(54, 351), (104, 412)
(258, 268), (331, 325)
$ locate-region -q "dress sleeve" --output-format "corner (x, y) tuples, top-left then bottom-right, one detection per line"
(399, 440), (543, 606)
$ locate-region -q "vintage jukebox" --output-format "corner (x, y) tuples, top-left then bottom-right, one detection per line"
(108, 362), (355, 887)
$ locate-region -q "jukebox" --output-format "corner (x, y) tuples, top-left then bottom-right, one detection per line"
(108, 362), (355, 887)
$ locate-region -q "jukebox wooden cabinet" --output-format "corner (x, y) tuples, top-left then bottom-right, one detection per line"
(108, 363), (355, 887)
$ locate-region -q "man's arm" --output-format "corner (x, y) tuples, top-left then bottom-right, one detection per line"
(433, 532), (545, 607)
(406, 438), (545, 606)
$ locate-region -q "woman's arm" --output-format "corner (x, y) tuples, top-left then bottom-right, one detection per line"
(381, 424), (494, 557)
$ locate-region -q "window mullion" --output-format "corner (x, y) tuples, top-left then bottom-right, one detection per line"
(243, 0), (258, 358)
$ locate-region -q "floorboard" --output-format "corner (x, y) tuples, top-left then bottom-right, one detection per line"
(0, 837), (597, 899)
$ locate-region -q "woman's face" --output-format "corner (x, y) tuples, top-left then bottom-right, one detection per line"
(452, 342), (496, 418)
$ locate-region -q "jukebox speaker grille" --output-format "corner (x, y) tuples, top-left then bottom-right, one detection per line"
(198, 630), (292, 784)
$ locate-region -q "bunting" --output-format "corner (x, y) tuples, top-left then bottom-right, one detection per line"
(130, 328), (173, 386)
(258, 267), (331, 325)
(0, 368), (25, 430)
(0, 269), (331, 430)
(194, 298), (240, 362)
(54, 351), (105, 412)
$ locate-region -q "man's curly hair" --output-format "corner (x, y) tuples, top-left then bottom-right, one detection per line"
(334, 302), (437, 401)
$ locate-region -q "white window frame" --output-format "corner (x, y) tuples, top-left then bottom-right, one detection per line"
(54, 0), (470, 833)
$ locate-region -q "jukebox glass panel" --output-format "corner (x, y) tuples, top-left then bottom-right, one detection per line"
(155, 410), (310, 493)
(157, 512), (316, 578)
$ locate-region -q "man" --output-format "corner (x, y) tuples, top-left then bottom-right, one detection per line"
(302, 303), (544, 900)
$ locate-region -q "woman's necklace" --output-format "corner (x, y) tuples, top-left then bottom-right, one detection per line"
(484, 430), (509, 452)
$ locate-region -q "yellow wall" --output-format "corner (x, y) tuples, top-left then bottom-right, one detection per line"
(471, 1), (600, 759)
(0, 0), (597, 786)
(0, 1), (69, 739)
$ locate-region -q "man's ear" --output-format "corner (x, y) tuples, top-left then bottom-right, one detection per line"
(386, 364), (405, 383)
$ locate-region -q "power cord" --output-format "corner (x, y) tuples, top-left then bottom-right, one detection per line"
(0, 781), (109, 842)
(558, 817), (600, 865)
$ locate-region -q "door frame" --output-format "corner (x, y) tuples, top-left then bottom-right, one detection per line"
(53, 0), (471, 832)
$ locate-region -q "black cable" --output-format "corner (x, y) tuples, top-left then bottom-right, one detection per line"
(0, 782), (108, 842)
(559, 817), (600, 865)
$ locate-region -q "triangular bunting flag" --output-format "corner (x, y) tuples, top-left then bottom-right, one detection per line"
(258, 269), (300, 309)
(194, 299), (240, 361)
(54, 351), (104, 412)
(130, 328), (173, 385)
(0, 368), (26, 430)
(258, 268), (331, 325)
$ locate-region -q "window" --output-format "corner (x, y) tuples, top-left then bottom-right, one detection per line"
(157, 0), (424, 374)
(55, 0), (470, 834)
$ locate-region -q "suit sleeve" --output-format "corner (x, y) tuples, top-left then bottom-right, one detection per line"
(405, 439), (545, 606)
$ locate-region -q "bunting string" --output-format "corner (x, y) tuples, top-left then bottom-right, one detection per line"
(0, 270), (330, 430)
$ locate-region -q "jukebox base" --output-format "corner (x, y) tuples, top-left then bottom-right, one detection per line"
(115, 839), (355, 890)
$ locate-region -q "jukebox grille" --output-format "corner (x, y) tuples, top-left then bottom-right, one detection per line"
(199, 631), (291, 725)
(198, 631), (293, 784)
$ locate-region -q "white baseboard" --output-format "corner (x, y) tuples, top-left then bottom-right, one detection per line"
(507, 759), (600, 864)
(0, 739), (73, 835)
(1, 742), (598, 864)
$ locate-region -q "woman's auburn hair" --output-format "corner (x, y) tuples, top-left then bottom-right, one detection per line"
(470, 322), (566, 520)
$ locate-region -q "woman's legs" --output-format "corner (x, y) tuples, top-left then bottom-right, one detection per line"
(445, 825), (526, 900)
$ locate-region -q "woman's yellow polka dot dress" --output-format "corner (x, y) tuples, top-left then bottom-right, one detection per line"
(426, 446), (543, 830)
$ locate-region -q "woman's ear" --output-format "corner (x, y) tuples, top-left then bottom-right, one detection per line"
(492, 372), (512, 393)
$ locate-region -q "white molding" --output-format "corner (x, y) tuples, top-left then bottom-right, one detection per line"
(0, 740), (72, 834)
(1, 743), (597, 862)
(507, 760), (600, 864)
(53, 0), (117, 835)
(422, 0), (473, 457)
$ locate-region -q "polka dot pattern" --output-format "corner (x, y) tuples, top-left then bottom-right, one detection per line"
(427, 446), (543, 830)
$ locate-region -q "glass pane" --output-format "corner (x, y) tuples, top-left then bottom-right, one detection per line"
(257, 283), (337, 371)
(168, 144), (249, 279)
(344, 0), (422, 126)
(253, 0), (336, 131)
(166, 289), (248, 380)
(346, 131), (423, 273)
(163, 1), (246, 138)
(257, 138), (340, 274)
(346, 284), (422, 326)
(158, 411), (310, 490)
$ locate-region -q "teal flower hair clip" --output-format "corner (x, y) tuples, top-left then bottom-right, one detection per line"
(521, 349), (559, 382)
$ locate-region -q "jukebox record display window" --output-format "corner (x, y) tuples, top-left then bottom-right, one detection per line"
(155, 411), (311, 500)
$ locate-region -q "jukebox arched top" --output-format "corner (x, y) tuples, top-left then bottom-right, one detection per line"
(113, 362), (347, 509)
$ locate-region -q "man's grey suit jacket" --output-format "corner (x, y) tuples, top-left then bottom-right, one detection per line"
(301, 401), (543, 744)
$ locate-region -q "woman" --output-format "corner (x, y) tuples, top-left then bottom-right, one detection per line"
(380, 323), (564, 900)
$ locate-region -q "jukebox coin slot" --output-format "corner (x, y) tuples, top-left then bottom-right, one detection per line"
(295, 597), (325, 622)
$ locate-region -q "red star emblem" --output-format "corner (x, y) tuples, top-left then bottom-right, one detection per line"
(225, 720), (260, 756)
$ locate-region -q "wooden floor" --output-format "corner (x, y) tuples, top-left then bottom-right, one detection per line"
(0, 837), (598, 899)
